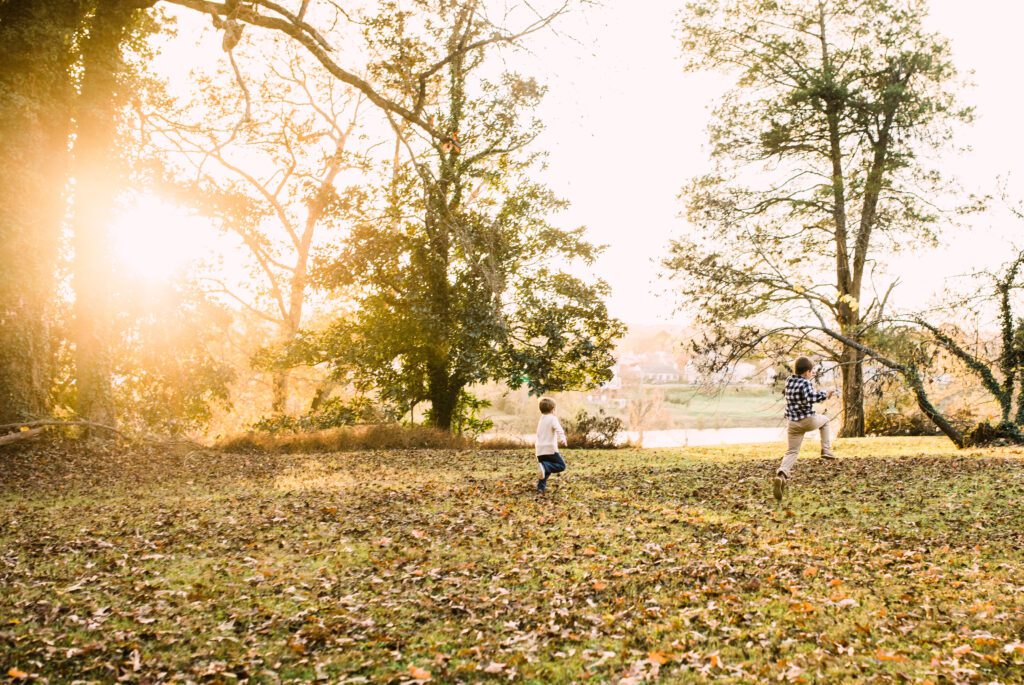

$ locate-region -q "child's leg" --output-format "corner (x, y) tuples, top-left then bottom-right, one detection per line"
(535, 455), (550, 493)
(778, 420), (809, 476)
(814, 415), (834, 457)
(544, 452), (566, 477)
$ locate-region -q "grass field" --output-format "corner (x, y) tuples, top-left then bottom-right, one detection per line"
(3, 438), (1024, 683)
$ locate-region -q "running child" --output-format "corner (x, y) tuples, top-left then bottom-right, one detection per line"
(535, 397), (567, 493)
(773, 356), (836, 502)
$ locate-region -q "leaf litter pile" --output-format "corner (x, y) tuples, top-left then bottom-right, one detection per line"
(2, 437), (1024, 683)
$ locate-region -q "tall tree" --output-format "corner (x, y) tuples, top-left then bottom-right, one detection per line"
(72, 0), (156, 426)
(667, 0), (971, 436)
(0, 0), (87, 422)
(312, 0), (623, 432)
(148, 44), (367, 413)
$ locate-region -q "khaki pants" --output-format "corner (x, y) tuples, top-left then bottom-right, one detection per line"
(778, 414), (833, 476)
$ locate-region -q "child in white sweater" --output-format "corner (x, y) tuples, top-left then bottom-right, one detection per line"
(535, 397), (567, 493)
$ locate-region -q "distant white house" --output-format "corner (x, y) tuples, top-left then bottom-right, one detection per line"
(681, 360), (778, 386)
(642, 362), (681, 384)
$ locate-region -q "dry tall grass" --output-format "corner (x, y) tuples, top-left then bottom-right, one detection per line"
(216, 424), (528, 453)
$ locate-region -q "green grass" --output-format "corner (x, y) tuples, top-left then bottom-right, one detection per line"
(3, 438), (1024, 682)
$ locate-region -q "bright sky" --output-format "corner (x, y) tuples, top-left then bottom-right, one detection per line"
(127, 0), (1024, 327)
(525, 0), (1024, 325)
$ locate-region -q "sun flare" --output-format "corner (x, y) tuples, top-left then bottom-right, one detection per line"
(109, 195), (213, 283)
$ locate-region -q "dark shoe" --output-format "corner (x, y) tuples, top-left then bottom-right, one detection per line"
(772, 473), (787, 502)
(537, 478), (547, 493)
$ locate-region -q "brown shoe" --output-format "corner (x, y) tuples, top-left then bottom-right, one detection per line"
(772, 473), (787, 502)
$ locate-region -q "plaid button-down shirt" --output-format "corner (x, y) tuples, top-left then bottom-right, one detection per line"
(783, 374), (827, 421)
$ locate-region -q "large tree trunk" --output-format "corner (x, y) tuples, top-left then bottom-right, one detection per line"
(427, 367), (459, 432)
(0, 0), (84, 422)
(71, 0), (139, 427)
(819, 31), (865, 438)
(271, 370), (290, 414)
(838, 344), (866, 437)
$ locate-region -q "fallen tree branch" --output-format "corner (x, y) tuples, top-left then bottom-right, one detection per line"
(0, 420), (128, 439)
(804, 326), (966, 448)
(0, 428), (45, 447)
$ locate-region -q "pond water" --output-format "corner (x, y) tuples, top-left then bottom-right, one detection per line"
(484, 425), (826, 448)
(624, 427), (785, 447)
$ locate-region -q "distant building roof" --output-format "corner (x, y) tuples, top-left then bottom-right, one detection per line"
(642, 363), (680, 375)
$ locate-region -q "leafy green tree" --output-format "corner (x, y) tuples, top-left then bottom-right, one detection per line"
(667, 0), (971, 436)
(308, 1), (624, 431)
(0, 0), (570, 429)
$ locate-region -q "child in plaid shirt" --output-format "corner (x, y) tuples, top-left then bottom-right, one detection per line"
(773, 356), (836, 502)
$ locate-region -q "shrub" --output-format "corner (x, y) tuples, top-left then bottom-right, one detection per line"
(564, 408), (623, 449)
(964, 421), (1024, 447)
(864, 404), (944, 437)
(251, 396), (383, 434)
(217, 424), (477, 454)
(865, 395), (975, 438)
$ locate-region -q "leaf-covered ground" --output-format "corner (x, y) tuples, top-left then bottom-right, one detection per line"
(3, 438), (1024, 683)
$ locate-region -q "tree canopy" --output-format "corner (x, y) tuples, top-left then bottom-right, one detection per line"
(290, 2), (623, 432)
(667, 0), (972, 436)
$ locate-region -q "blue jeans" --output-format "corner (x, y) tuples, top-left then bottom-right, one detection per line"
(538, 452), (566, 478)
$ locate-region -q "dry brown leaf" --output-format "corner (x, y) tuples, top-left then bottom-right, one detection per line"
(408, 665), (432, 681)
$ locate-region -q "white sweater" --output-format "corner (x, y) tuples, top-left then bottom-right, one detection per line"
(535, 414), (567, 456)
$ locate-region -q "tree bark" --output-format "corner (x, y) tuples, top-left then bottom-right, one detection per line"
(428, 389), (457, 432)
(427, 366), (459, 432)
(72, 0), (140, 428)
(838, 345), (866, 437)
(0, 0), (85, 422)
(819, 15), (866, 438)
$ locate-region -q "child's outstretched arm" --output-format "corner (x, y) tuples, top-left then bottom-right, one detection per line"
(554, 417), (567, 447)
(814, 381), (835, 403)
